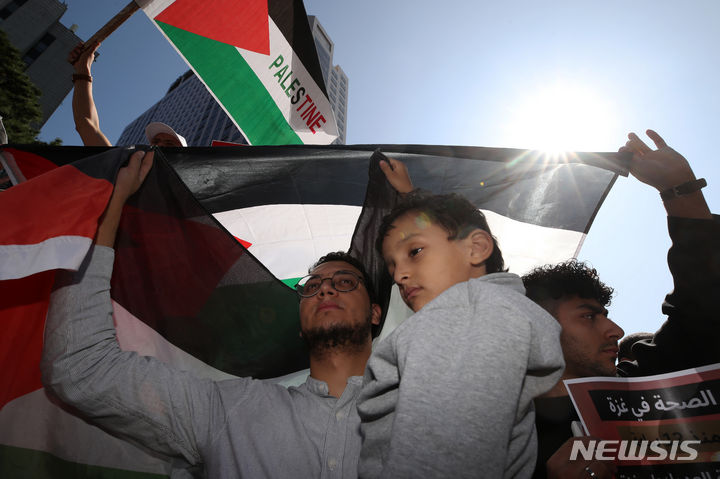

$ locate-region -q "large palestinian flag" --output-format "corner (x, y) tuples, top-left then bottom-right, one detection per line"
(0, 144), (628, 477)
(136, 0), (339, 145)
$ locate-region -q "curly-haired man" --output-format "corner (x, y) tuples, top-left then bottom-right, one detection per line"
(523, 130), (719, 479)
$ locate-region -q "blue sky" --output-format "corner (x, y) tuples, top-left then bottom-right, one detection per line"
(40, 0), (720, 337)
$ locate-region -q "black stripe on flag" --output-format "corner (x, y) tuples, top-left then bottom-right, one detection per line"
(268, 0), (329, 94)
(161, 145), (629, 233)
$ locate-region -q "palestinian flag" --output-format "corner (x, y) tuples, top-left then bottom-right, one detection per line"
(0, 144), (628, 477)
(136, 0), (339, 145)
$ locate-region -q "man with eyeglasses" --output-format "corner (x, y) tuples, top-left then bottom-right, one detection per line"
(42, 151), (382, 477)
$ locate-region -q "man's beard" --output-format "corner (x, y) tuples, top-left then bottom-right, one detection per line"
(302, 315), (373, 357)
(563, 340), (618, 377)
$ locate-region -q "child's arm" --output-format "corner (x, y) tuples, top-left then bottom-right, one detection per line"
(377, 153), (414, 194)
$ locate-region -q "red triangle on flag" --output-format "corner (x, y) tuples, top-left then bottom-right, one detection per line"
(154, 0), (270, 55)
(234, 236), (252, 249)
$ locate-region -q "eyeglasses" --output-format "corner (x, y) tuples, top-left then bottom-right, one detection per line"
(295, 270), (364, 298)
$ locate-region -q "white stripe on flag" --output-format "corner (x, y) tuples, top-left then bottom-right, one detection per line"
(214, 205), (585, 282)
(238, 18), (339, 144)
(0, 236), (92, 280)
(137, 0), (174, 19)
(213, 204), (362, 280)
(483, 209), (585, 275)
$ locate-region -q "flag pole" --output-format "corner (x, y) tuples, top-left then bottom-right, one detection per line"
(84, 1), (140, 47)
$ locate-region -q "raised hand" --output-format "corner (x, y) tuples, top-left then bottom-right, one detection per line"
(620, 129), (695, 192)
(96, 150), (154, 247)
(68, 41), (100, 75)
(112, 150), (154, 204)
(619, 130), (710, 218)
(379, 156), (414, 194)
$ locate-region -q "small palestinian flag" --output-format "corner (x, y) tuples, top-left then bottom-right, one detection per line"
(0, 144), (628, 477)
(136, 0), (338, 145)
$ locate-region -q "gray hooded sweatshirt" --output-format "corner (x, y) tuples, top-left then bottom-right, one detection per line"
(357, 273), (564, 478)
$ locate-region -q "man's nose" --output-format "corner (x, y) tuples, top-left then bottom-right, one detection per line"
(317, 278), (336, 296)
(606, 317), (624, 341)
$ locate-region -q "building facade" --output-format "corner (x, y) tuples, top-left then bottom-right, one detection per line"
(117, 70), (248, 147)
(307, 16), (348, 145)
(0, 0), (81, 123)
(118, 16), (348, 146)
(327, 64), (348, 145)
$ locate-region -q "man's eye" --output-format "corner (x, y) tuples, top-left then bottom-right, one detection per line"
(582, 313), (595, 320)
(337, 278), (353, 286)
(304, 282), (320, 293)
(409, 247), (423, 257)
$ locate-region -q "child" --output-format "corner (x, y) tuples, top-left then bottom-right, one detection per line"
(357, 189), (565, 479)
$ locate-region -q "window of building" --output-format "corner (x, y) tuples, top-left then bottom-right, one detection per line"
(22, 32), (55, 66)
(0, 0), (29, 19)
(314, 27), (332, 53)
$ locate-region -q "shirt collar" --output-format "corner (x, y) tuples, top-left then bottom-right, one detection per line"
(305, 375), (363, 396)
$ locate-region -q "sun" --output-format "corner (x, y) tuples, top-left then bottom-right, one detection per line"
(503, 81), (617, 154)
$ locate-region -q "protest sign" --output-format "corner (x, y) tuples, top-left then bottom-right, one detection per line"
(566, 363), (720, 478)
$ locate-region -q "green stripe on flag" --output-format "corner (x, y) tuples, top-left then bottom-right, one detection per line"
(0, 444), (168, 479)
(281, 277), (301, 288)
(157, 21), (302, 146)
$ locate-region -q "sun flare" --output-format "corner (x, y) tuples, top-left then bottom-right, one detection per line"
(504, 81), (616, 154)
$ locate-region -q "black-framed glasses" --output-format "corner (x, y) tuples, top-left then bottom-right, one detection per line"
(295, 270), (364, 298)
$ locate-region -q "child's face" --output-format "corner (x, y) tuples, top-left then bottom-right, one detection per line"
(381, 211), (477, 312)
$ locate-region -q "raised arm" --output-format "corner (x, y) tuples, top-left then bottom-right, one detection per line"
(545, 131), (716, 478)
(379, 155), (414, 194)
(620, 129), (711, 219)
(617, 130), (719, 375)
(41, 151), (216, 464)
(69, 42), (112, 147)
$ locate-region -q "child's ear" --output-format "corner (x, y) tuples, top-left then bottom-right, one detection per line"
(370, 304), (382, 326)
(467, 229), (493, 267)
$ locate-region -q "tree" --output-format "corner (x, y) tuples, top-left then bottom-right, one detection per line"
(0, 29), (45, 143)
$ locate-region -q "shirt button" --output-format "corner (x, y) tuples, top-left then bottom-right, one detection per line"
(335, 411), (344, 421)
(328, 458), (337, 471)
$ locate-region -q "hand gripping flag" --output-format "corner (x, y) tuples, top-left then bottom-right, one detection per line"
(136, 0), (339, 145)
(0, 144), (628, 477)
